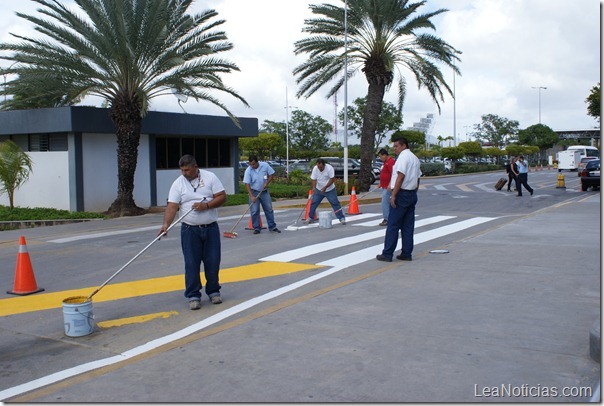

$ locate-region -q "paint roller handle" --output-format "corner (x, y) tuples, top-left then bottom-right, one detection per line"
(333, 186), (378, 214)
(87, 207), (194, 301)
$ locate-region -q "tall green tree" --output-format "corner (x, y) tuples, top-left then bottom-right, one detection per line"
(0, 140), (33, 209)
(0, 0), (248, 216)
(238, 133), (282, 161)
(471, 114), (519, 148)
(288, 110), (332, 155)
(293, 0), (460, 190)
(338, 97), (402, 152)
(585, 83), (600, 124)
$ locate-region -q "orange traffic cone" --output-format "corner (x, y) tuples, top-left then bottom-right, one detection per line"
(347, 186), (361, 215)
(7, 236), (44, 296)
(303, 190), (318, 221)
(245, 213), (266, 230)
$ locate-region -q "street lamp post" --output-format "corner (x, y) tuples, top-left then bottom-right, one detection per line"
(343, 0), (349, 194)
(531, 86), (547, 124)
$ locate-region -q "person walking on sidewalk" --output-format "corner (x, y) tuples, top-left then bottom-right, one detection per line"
(305, 158), (346, 225)
(159, 155), (227, 310)
(515, 155), (534, 197)
(378, 148), (395, 226)
(243, 155), (281, 234)
(505, 156), (518, 192)
(376, 137), (421, 262)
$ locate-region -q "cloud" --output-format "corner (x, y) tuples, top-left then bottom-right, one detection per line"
(1, 0), (600, 141)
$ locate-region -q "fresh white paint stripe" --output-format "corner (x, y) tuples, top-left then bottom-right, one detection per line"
(0, 215), (491, 401)
(0, 263), (349, 401)
(286, 212), (380, 230)
(317, 216), (497, 268)
(49, 210), (289, 243)
(262, 215), (456, 263)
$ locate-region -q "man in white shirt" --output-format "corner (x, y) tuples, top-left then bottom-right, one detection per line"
(305, 159), (346, 225)
(159, 155), (227, 310)
(377, 137), (421, 262)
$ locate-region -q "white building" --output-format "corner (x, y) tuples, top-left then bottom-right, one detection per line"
(0, 106), (258, 212)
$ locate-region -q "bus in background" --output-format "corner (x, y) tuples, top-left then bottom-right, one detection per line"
(566, 145), (599, 159)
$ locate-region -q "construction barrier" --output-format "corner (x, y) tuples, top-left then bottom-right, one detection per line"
(556, 174), (566, 189)
(303, 190), (318, 221)
(7, 236), (44, 296)
(347, 186), (361, 215)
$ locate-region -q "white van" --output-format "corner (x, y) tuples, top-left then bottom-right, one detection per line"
(566, 145), (599, 159)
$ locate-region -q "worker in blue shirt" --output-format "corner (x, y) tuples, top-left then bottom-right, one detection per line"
(515, 155), (534, 197)
(243, 156), (281, 234)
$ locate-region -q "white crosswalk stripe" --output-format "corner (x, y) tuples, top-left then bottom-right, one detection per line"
(260, 215), (492, 264)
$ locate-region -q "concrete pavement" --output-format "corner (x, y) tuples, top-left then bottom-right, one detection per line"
(1, 190), (601, 402)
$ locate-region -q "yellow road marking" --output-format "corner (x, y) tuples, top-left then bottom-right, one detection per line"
(457, 182), (474, 192)
(0, 261), (322, 317)
(97, 311), (179, 328)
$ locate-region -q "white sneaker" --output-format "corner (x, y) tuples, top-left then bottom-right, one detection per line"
(340, 218), (346, 225)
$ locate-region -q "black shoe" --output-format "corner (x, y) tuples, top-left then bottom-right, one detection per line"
(530, 190), (534, 196)
(516, 194), (522, 197)
(396, 254), (412, 261)
(270, 228), (281, 233)
(376, 254), (392, 262)
(253, 229), (261, 234)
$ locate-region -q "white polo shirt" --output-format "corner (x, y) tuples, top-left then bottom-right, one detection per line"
(390, 149), (422, 190)
(311, 163), (336, 192)
(168, 169), (225, 225)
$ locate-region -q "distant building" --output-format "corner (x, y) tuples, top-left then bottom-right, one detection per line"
(0, 106), (258, 211)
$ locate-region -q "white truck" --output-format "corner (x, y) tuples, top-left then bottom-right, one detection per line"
(556, 149), (582, 172)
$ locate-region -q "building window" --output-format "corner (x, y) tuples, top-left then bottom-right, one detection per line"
(156, 136), (231, 169)
(29, 133), (68, 151)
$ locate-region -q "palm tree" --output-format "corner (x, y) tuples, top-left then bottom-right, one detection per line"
(0, 140), (33, 209)
(293, 0), (460, 189)
(0, 0), (249, 216)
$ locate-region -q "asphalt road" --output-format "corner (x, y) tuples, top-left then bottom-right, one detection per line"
(0, 169), (600, 402)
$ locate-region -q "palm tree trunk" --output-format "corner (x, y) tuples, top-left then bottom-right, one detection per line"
(359, 81), (386, 190)
(107, 98), (145, 217)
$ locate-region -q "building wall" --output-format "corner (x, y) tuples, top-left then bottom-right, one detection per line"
(80, 133), (151, 212)
(0, 152), (70, 210)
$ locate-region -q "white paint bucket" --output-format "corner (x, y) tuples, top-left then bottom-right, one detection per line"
(62, 296), (95, 337)
(318, 211), (333, 229)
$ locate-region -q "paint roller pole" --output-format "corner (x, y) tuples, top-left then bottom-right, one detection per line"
(86, 207), (195, 301)
(224, 186), (266, 238)
(333, 186), (378, 216)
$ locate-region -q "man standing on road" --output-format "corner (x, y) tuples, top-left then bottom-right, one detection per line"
(378, 148), (395, 226)
(159, 155), (227, 310)
(515, 155), (534, 197)
(243, 155), (281, 234)
(376, 137), (421, 262)
(306, 158), (346, 225)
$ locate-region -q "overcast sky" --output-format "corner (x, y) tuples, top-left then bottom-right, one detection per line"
(1, 0), (600, 145)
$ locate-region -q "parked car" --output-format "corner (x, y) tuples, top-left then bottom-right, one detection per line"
(287, 161), (311, 174)
(580, 159), (600, 191)
(577, 156), (598, 176)
(318, 157), (376, 184)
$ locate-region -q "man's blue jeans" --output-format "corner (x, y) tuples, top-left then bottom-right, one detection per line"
(249, 189), (277, 231)
(180, 222), (221, 300)
(309, 187), (345, 221)
(381, 188), (392, 221)
(381, 190), (417, 259)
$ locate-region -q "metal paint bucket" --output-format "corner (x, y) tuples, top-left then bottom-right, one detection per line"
(318, 211), (333, 229)
(62, 296), (95, 337)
